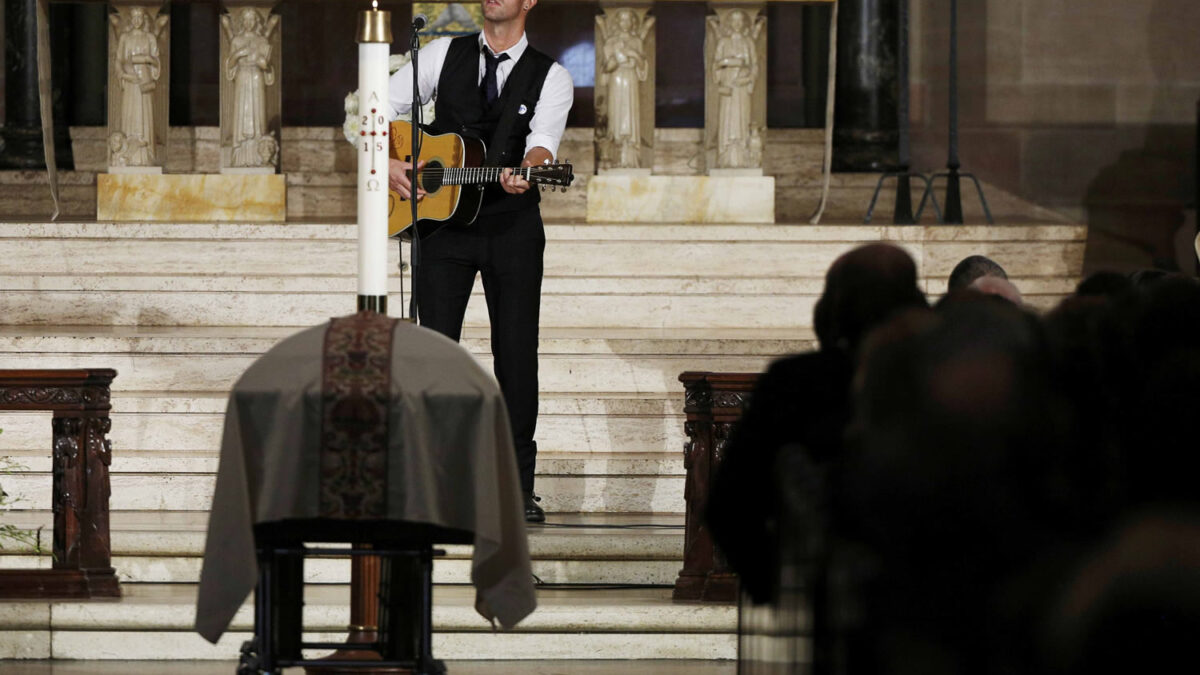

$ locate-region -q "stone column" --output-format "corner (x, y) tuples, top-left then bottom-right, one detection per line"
(594, 2), (655, 173)
(219, 1), (282, 174)
(704, 2), (766, 175)
(1, 0), (73, 169)
(106, 2), (170, 173)
(832, 0), (900, 172)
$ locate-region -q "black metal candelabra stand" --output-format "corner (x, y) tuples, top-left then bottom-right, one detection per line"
(916, 0), (992, 224)
(864, 0), (939, 225)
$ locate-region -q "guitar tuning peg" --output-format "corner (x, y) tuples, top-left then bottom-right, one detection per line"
(562, 159), (570, 165)
(540, 185), (546, 193)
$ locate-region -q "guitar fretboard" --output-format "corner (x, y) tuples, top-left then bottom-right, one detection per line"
(431, 166), (531, 186)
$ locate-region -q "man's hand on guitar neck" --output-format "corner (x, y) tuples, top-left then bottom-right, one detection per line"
(499, 146), (554, 195)
(389, 158), (427, 201)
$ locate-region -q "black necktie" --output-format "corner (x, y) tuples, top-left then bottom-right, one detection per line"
(482, 51), (509, 105)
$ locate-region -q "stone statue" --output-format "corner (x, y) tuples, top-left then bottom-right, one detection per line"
(222, 8), (280, 168)
(597, 8), (652, 168)
(110, 7), (167, 167)
(709, 9), (764, 168)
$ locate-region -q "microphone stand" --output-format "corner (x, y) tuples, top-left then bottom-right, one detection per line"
(408, 17), (424, 320)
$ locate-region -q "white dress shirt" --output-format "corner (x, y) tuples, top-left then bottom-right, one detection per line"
(388, 32), (575, 159)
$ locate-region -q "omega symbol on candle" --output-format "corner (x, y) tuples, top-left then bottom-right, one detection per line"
(367, 178), (381, 192)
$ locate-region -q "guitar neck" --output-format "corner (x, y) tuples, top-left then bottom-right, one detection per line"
(434, 166), (531, 186)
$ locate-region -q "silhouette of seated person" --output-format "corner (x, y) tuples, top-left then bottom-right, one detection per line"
(837, 296), (1071, 675)
(706, 243), (927, 603)
(946, 254), (1009, 293)
(1101, 276), (1200, 511)
(1041, 509), (1200, 675)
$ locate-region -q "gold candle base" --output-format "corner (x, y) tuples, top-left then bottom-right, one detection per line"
(357, 9), (393, 44)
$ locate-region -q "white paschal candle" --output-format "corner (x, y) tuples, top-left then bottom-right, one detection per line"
(356, 5), (392, 313)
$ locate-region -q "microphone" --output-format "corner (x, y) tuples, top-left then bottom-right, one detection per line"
(412, 13), (428, 31)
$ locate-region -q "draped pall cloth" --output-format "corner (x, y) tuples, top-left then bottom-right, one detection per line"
(194, 314), (536, 643)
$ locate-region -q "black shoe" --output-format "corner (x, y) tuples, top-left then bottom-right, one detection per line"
(523, 492), (545, 523)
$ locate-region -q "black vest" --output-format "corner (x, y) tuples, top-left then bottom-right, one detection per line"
(432, 34), (555, 215)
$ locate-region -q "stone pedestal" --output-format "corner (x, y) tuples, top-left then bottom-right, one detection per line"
(586, 174), (774, 223)
(219, 2), (282, 173)
(97, 173), (286, 221)
(704, 3), (767, 174)
(106, 2), (170, 172)
(595, 3), (655, 171)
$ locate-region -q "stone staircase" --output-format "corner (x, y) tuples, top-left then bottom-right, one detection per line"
(0, 218), (1084, 661)
(0, 134), (1086, 661)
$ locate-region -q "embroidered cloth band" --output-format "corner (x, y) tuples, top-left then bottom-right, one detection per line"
(320, 310), (399, 518)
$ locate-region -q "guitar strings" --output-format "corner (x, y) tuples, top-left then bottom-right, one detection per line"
(412, 167), (568, 184)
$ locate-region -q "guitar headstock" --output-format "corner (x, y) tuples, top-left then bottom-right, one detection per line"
(529, 162), (575, 190)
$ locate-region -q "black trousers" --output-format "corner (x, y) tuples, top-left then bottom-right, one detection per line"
(414, 205), (544, 493)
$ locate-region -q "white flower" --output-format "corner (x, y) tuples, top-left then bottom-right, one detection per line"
(342, 92), (361, 145)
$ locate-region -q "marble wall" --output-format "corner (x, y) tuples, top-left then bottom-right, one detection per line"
(907, 0), (1199, 271)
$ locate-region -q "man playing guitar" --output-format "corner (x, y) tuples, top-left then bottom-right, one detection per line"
(388, 0), (574, 523)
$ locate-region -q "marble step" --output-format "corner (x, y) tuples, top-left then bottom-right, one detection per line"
(0, 465), (685, 515)
(0, 272), (1074, 328)
(0, 276), (816, 330)
(0, 512), (685, 586)
(0, 554), (681, 587)
(0, 391), (690, 454)
(0, 584), (738, 660)
(0, 221), (1086, 328)
(0, 450), (684, 477)
(0, 661), (738, 674)
(1, 511), (683, 558)
(0, 221), (1086, 279)
(0, 326), (799, 394)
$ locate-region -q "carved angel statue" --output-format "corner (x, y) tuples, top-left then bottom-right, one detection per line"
(222, 8), (280, 167)
(708, 9), (764, 168)
(110, 6), (168, 166)
(596, 8), (653, 168)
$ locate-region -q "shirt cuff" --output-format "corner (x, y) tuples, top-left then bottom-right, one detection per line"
(524, 134), (561, 161)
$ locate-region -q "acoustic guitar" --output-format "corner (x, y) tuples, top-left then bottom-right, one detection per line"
(386, 120), (575, 240)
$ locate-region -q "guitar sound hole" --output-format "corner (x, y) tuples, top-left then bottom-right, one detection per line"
(419, 160), (444, 194)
